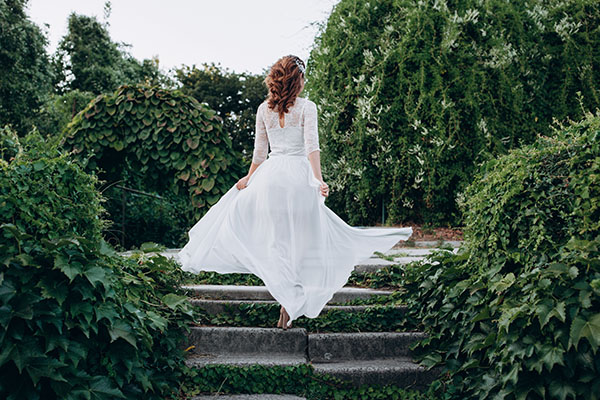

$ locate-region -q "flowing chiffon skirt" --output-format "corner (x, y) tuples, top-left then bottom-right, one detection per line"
(176, 154), (413, 327)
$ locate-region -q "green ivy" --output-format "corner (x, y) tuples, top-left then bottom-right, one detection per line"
(192, 301), (409, 333)
(305, 0), (600, 225)
(181, 364), (432, 400)
(0, 131), (195, 399)
(397, 108), (600, 398)
(62, 83), (242, 248)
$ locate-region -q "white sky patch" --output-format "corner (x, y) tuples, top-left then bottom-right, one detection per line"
(26, 0), (337, 75)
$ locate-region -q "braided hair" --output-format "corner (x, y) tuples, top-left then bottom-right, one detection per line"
(264, 55), (306, 119)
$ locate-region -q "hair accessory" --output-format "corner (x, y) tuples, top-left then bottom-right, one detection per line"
(285, 54), (305, 75)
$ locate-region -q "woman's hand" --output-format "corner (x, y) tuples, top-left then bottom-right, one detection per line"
(236, 175), (250, 190)
(319, 180), (329, 197)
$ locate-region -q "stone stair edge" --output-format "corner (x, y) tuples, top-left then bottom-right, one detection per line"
(117, 240), (463, 256)
(192, 396), (306, 400)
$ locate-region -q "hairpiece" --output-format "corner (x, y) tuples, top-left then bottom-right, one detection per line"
(285, 54), (305, 75)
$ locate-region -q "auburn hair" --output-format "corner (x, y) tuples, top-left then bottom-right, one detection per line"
(264, 55), (305, 118)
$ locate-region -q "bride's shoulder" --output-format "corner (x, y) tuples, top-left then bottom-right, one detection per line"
(297, 97), (315, 108)
(299, 97), (317, 112)
(257, 100), (269, 114)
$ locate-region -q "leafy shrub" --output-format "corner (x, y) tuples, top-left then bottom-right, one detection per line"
(0, 131), (195, 399)
(0, 125), (22, 162)
(400, 109), (600, 398)
(305, 0), (600, 225)
(62, 83), (242, 248)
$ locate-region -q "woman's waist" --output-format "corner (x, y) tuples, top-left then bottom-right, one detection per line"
(268, 148), (306, 157)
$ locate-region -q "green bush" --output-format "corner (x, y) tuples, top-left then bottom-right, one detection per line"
(62, 83), (242, 248)
(305, 0), (600, 225)
(0, 131), (195, 399)
(399, 108), (600, 398)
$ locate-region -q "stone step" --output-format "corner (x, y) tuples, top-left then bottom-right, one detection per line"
(184, 327), (436, 389)
(182, 284), (393, 303)
(192, 395), (306, 400)
(394, 240), (462, 248)
(190, 299), (405, 315)
(311, 358), (436, 389)
(308, 332), (426, 362)
(186, 353), (307, 368)
(186, 327), (306, 357)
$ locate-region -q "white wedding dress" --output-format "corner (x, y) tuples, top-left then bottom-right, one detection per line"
(176, 96), (413, 327)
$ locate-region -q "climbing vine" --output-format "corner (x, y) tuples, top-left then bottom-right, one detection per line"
(62, 84), (241, 218)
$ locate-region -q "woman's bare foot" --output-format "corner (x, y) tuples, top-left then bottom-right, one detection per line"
(279, 305), (291, 330)
(277, 305), (291, 330)
(277, 306), (284, 328)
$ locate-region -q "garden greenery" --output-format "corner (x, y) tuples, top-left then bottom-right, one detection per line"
(0, 130), (195, 399)
(305, 0), (600, 225)
(183, 364), (431, 400)
(62, 84), (242, 248)
(400, 109), (600, 399)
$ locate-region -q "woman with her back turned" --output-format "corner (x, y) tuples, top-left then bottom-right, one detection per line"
(176, 54), (413, 330)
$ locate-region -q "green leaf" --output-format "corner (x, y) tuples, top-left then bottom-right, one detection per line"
(539, 344), (565, 372)
(140, 242), (162, 252)
(162, 293), (188, 310)
(492, 272), (515, 293)
(83, 266), (107, 287)
(502, 364), (519, 386)
(202, 178), (215, 191)
(186, 137), (199, 150)
(88, 375), (126, 399)
(549, 381), (575, 400)
(95, 303), (119, 324)
(54, 255), (82, 282)
(569, 314), (600, 351)
(108, 320), (138, 349)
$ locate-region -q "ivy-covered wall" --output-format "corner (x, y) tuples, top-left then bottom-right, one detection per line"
(305, 0), (600, 225)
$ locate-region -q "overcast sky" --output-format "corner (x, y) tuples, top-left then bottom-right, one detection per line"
(26, 0), (338, 76)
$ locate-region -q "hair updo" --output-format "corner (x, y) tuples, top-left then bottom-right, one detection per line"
(264, 55), (305, 119)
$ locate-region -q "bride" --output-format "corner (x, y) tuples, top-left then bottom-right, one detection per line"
(176, 55), (413, 330)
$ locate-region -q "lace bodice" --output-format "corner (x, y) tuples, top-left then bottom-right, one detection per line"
(251, 97), (320, 164)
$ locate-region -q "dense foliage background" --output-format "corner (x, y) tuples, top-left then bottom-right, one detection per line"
(398, 108), (600, 399)
(0, 0), (53, 133)
(0, 0), (267, 248)
(0, 129), (195, 399)
(305, 0), (600, 225)
(176, 63), (268, 166)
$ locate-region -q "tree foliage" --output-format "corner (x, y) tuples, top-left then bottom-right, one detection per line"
(305, 0), (600, 225)
(53, 13), (170, 95)
(176, 62), (268, 166)
(0, 0), (53, 134)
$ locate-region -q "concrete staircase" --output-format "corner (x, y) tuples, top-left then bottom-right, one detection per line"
(121, 241), (458, 397)
(182, 283), (436, 391)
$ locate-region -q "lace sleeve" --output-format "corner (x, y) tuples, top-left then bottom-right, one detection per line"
(303, 101), (320, 156)
(252, 105), (268, 164)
